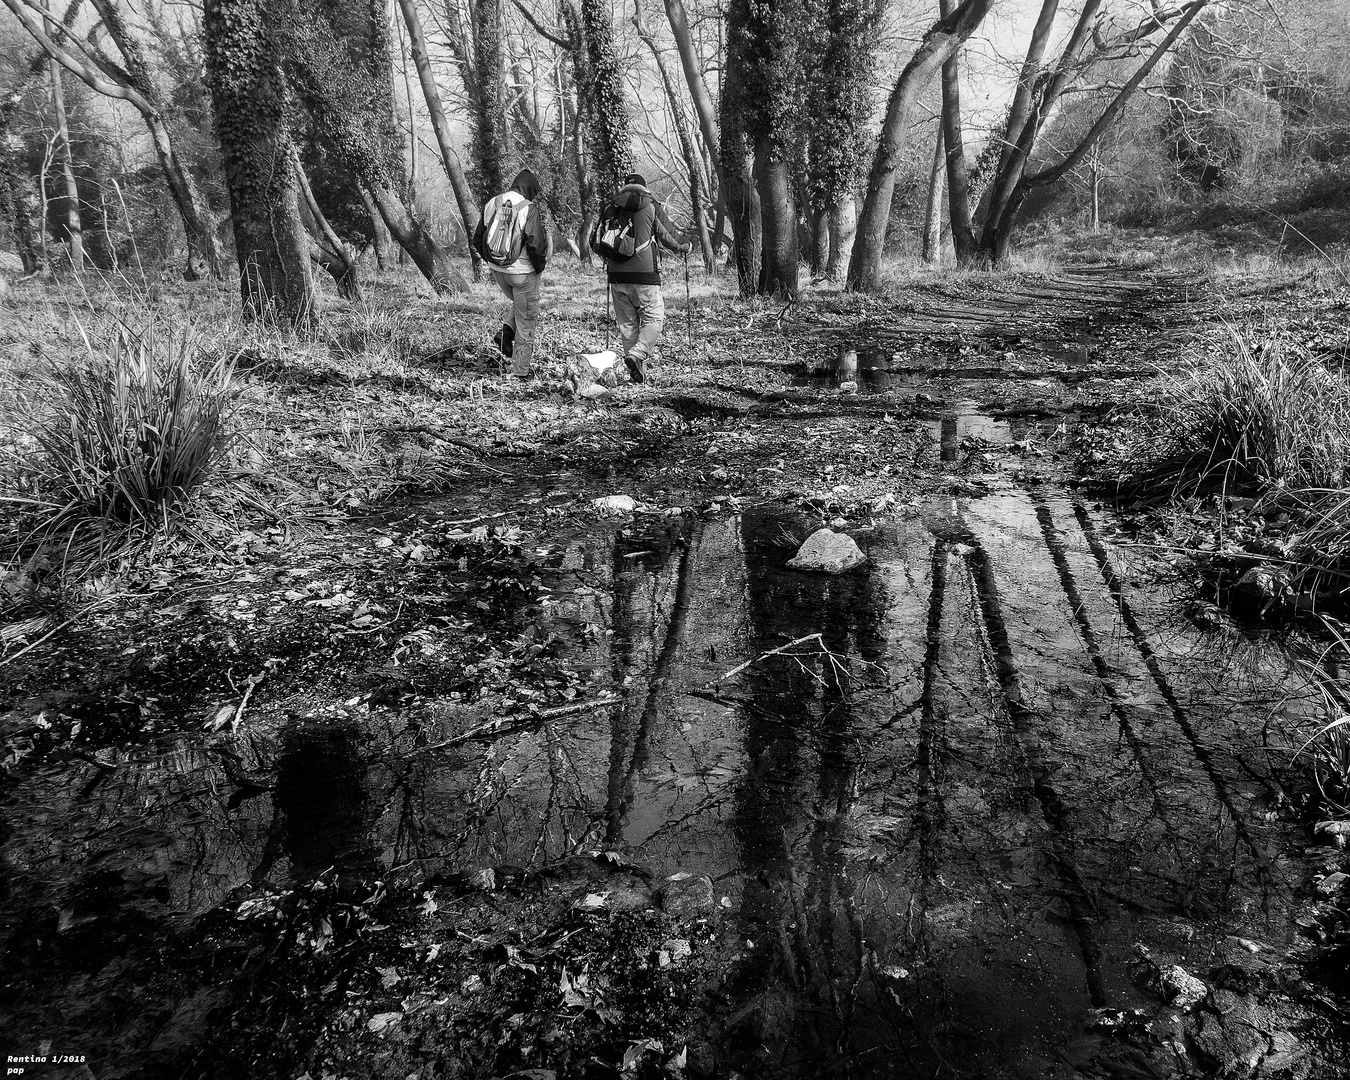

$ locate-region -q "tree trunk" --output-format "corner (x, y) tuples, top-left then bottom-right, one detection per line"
(663, 0), (722, 208)
(719, 37), (758, 297)
(939, 0), (978, 265)
(825, 194), (854, 280)
(470, 0), (508, 199)
(922, 125), (945, 265)
(293, 144), (360, 300)
(633, 0), (711, 271)
(146, 116), (222, 280)
(753, 139), (797, 299)
(203, 0), (316, 325)
(357, 185), (392, 269)
(396, 0), (481, 281)
(47, 54), (83, 273)
(809, 206), (829, 277)
(368, 181), (468, 293)
(847, 0), (992, 291)
(0, 92), (46, 273)
(580, 0), (635, 191)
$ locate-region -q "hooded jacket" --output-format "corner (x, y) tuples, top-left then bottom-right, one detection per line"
(474, 168), (549, 276)
(599, 184), (684, 286)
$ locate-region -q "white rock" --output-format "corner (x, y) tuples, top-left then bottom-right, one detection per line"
(1161, 964), (1207, 1010)
(579, 382), (610, 400)
(593, 494), (637, 514)
(787, 528), (866, 574)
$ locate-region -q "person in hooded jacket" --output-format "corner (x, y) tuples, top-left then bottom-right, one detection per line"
(474, 169), (549, 378)
(597, 173), (691, 384)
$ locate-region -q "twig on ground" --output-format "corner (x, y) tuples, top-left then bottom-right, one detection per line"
(700, 633), (827, 689)
(411, 694), (622, 754)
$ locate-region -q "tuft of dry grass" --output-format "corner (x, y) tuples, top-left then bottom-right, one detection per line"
(1, 322), (238, 565)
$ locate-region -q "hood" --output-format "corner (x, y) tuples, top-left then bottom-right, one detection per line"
(614, 183), (650, 212)
(510, 168), (541, 201)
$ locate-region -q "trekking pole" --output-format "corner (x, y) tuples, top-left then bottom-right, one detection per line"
(604, 270), (612, 353)
(684, 250), (692, 349)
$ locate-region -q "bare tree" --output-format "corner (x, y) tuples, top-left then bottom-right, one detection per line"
(973, 0), (1210, 264)
(395, 0), (482, 278)
(663, 0), (721, 211)
(2, 0), (224, 278)
(633, 0), (712, 269)
(846, 0), (993, 291)
(922, 123), (944, 264)
(939, 0), (977, 263)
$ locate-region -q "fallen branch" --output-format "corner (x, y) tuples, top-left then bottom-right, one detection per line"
(411, 694), (622, 754)
(700, 633), (827, 689)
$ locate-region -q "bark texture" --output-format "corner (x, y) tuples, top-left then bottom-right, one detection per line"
(203, 0), (316, 324)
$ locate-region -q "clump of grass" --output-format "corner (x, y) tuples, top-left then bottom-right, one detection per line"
(1130, 325), (1350, 495)
(1, 323), (237, 563)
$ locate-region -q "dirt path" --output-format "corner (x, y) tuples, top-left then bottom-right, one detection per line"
(3, 267), (1347, 1079)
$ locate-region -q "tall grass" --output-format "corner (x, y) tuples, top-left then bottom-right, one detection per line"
(1138, 325), (1350, 495)
(1, 324), (237, 563)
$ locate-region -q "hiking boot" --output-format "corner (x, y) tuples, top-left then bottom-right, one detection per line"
(623, 354), (645, 384)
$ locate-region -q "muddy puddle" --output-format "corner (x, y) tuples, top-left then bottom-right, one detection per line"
(3, 490), (1349, 1076)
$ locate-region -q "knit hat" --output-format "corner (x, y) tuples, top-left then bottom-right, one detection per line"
(624, 173), (647, 187)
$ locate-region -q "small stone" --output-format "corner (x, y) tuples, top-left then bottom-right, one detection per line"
(1316, 871), (1348, 895)
(1160, 964), (1207, 1009)
(367, 1011), (402, 1033)
(579, 383), (610, 400)
(657, 872), (716, 918)
(661, 938), (692, 963)
(787, 528), (867, 574)
(593, 494), (636, 514)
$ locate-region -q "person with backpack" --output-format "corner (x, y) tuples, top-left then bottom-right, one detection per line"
(474, 168), (549, 379)
(591, 173), (691, 385)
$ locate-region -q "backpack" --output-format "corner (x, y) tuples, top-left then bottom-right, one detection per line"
(481, 192), (527, 266)
(591, 201), (650, 262)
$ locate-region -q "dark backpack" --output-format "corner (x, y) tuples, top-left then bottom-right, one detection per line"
(481, 192), (526, 266)
(591, 201), (649, 262)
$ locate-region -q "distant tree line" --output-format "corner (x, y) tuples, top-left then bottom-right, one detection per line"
(0, 0), (1346, 323)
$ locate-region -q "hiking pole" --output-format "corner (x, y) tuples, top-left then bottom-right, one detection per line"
(604, 270), (612, 353)
(684, 249), (692, 349)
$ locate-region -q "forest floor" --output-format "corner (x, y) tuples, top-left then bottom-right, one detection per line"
(2, 240), (1350, 1080)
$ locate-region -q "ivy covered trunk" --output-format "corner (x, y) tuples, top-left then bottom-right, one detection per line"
(203, 0), (316, 324)
(0, 93), (45, 274)
(287, 0), (467, 294)
(753, 141), (797, 299)
(825, 195), (855, 280)
(579, 0), (635, 192)
(470, 0), (508, 199)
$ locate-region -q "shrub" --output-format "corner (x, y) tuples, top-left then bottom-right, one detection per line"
(3, 325), (237, 554)
(1137, 325), (1350, 494)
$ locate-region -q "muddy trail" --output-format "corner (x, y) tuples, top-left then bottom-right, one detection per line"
(3, 267), (1349, 1080)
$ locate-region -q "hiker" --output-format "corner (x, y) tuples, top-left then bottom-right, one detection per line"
(474, 168), (549, 379)
(592, 173), (691, 385)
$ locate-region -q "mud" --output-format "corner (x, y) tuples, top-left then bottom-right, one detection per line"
(4, 268), (1349, 1079)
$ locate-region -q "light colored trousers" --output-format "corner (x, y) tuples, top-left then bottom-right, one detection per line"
(493, 269), (539, 376)
(610, 283), (665, 363)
